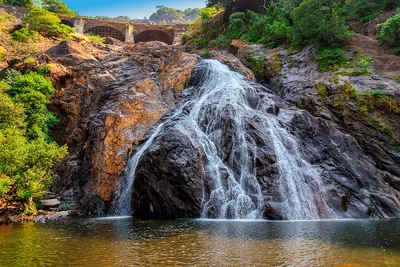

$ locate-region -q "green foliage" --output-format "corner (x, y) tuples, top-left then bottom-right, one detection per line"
(315, 83), (328, 103)
(59, 202), (73, 211)
(317, 48), (348, 71)
(292, 0), (350, 47)
(181, 33), (191, 45)
(87, 34), (105, 44)
(0, 176), (11, 197)
(343, 0), (399, 22)
(150, 6), (200, 23)
(6, 71), (58, 140)
(11, 28), (38, 42)
(200, 7), (218, 21)
(23, 8), (74, 39)
(245, 55), (265, 77)
(0, 71), (67, 214)
(195, 38), (209, 49)
(201, 49), (211, 58)
(378, 14), (400, 54)
(3, 0), (33, 8)
(41, 0), (76, 17)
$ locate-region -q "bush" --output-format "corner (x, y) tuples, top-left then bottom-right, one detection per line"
(181, 33), (191, 45)
(195, 38), (209, 48)
(317, 48), (348, 71)
(378, 14), (400, 54)
(11, 28), (38, 42)
(87, 34), (105, 44)
(6, 71), (57, 140)
(343, 0), (399, 22)
(42, 0), (76, 18)
(292, 0), (350, 47)
(3, 0), (33, 8)
(23, 8), (75, 39)
(0, 46), (6, 61)
(0, 72), (68, 214)
(200, 7), (218, 21)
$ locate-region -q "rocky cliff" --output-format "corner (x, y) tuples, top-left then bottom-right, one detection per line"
(39, 40), (199, 215)
(10, 36), (397, 219)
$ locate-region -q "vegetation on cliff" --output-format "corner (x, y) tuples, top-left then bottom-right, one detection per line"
(149, 6), (200, 24)
(0, 71), (68, 215)
(0, 2), (78, 216)
(185, 0), (399, 70)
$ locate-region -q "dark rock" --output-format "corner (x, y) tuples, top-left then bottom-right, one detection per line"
(104, 37), (123, 46)
(50, 41), (199, 215)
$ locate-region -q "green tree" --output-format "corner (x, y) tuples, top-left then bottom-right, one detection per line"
(378, 14), (400, 54)
(0, 73), (68, 214)
(292, 0), (350, 47)
(23, 8), (74, 39)
(41, 0), (76, 17)
(3, 0), (34, 8)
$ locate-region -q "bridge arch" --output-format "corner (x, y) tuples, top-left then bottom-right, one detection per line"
(134, 30), (174, 45)
(85, 26), (125, 42)
(60, 19), (74, 28)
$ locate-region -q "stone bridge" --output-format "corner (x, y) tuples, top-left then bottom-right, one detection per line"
(60, 17), (189, 45)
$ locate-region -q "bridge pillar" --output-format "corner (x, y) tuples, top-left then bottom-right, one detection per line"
(74, 18), (85, 34)
(125, 24), (134, 43)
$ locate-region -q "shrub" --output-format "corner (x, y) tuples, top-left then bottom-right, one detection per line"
(317, 48), (348, 71)
(0, 46), (6, 61)
(0, 175), (11, 197)
(6, 71), (57, 140)
(378, 14), (400, 54)
(200, 7), (218, 21)
(3, 0), (33, 8)
(23, 8), (75, 39)
(343, 0), (398, 22)
(315, 83), (328, 103)
(292, 0), (350, 47)
(195, 38), (209, 49)
(11, 28), (38, 42)
(181, 33), (191, 45)
(42, 0), (76, 18)
(0, 72), (68, 214)
(87, 34), (105, 44)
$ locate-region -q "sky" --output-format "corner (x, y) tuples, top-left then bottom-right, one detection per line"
(63, 0), (207, 19)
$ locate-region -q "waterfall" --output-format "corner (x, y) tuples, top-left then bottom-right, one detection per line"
(114, 123), (165, 215)
(114, 59), (334, 220)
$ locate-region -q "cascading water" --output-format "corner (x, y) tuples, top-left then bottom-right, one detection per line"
(114, 59), (334, 220)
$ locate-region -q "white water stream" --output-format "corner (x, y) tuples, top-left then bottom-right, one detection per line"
(114, 59), (333, 220)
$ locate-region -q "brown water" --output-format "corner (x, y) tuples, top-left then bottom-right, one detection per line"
(0, 218), (399, 267)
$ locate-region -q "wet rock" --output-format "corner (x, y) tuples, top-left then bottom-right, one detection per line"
(130, 58), (400, 220)
(50, 41), (199, 215)
(34, 211), (70, 223)
(208, 50), (256, 81)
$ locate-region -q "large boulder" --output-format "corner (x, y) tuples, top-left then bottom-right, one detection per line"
(50, 41), (199, 215)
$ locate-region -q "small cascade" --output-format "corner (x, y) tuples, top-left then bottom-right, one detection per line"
(115, 59), (334, 220)
(114, 123), (165, 215)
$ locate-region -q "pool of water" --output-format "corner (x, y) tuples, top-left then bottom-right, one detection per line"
(0, 218), (399, 266)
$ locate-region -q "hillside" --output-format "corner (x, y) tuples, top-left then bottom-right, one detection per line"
(149, 6), (200, 24)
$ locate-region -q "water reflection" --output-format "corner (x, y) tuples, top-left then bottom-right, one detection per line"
(0, 218), (399, 266)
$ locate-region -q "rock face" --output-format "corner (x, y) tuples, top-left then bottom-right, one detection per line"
(46, 38), (399, 219)
(128, 59), (400, 220)
(49, 41), (199, 215)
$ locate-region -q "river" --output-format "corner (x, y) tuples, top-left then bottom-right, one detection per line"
(1, 218), (399, 266)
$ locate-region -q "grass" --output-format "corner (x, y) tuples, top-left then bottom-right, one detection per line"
(87, 34), (105, 44)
